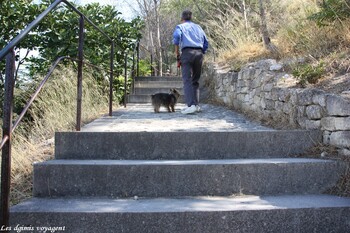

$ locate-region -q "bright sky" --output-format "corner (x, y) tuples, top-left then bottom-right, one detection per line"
(34, 0), (139, 21)
(76, 0), (139, 21)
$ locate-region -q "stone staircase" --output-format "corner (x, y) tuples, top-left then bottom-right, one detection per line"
(127, 76), (184, 103)
(10, 130), (350, 232)
(9, 76), (350, 232)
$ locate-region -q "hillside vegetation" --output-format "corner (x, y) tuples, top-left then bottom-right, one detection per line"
(142, 0), (349, 91)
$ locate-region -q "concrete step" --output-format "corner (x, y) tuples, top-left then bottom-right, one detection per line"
(11, 195), (350, 232)
(134, 81), (183, 88)
(135, 76), (181, 81)
(55, 131), (322, 160)
(133, 87), (184, 95)
(128, 94), (185, 103)
(33, 158), (344, 198)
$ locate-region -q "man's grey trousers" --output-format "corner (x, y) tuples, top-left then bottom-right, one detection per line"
(181, 48), (204, 107)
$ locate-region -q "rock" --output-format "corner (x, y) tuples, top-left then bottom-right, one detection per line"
(262, 83), (274, 92)
(255, 59), (277, 70)
(312, 91), (327, 107)
(329, 131), (350, 148)
(305, 120), (321, 130)
(269, 64), (283, 71)
(338, 148), (350, 157)
(323, 131), (331, 145)
(297, 89), (315, 106)
(326, 94), (350, 116)
(320, 151), (328, 157)
(306, 105), (323, 120)
(321, 117), (350, 131)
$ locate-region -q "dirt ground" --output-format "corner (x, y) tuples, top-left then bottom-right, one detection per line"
(312, 72), (350, 100)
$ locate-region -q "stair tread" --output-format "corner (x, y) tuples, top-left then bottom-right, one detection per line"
(12, 195), (350, 213)
(38, 158), (337, 166)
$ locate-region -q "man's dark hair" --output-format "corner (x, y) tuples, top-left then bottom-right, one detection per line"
(181, 10), (192, 21)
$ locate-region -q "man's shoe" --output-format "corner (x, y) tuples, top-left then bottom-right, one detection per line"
(181, 105), (197, 114)
(196, 105), (201, 112)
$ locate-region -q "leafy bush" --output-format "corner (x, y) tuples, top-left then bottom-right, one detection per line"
(308, 0), (350, 26)
(292, 62), (325, 87)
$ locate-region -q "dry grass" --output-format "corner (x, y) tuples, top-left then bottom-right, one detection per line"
(1, 66), (110, 205)
(218, 43), (271, 71)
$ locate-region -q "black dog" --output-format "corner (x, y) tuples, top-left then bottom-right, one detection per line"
(151, 89), (181, 113)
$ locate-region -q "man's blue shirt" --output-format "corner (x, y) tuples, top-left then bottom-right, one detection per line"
(173, 21), (208, 53)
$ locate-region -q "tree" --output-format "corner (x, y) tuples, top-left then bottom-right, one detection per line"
(258, 0), (278, 54)
(136, 0), (163, 76)
(0, 0), (44, 83)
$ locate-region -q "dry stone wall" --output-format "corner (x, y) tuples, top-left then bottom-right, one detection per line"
(203, 59), (350, 155)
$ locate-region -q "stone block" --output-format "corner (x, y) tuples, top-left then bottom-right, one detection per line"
(329, 131), (350, 148)
(255, 87), (261, 96)
(305, 120), (321, 130)
(297, 106), (306, 118)
(312, 91), (327, 107)
(244, 94), (250, 103)
(321, 117), (350, 131)
(252, 78), (261, 89)
(283, 103), (293, 114)
(264, 92), (272, 100)
(275, 101), (285, 113)
(240, 87), (249, 94)
(262, 83), (274, 92)
(297, 117), (307, 129)
(338, 148), (350, 157)
(297, 89), (314, 106)
(323, 131), (331, 145)
(306, 105), (324, 120)
(254, 96), (261, 106)
(265, 100), (275, 110)
(326, 94), (350, 116)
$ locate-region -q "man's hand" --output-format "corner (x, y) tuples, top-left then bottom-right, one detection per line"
(177, 54), (181, 68)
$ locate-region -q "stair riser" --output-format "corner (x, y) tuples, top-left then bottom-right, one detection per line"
(33, 161), (343, 198)
(134, 88), (184, 95)
(135, 76), (181, 81)
(55, 131), (322, 160)
(11, 208), (350, 233)
(128, 95), (185, 103)
(134, 81), (183, 88)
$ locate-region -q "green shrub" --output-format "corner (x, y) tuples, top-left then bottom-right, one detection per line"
(292, 62), (325, 87)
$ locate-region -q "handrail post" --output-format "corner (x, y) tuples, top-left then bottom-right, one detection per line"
(136, 41), (140, 77)
(132, 47), (136, 94)
(109, 42), (114, 116)
(76, 15), (84, 131)
(1, 49), (15, 227)
(123, 52), (127, 108)
(150, 54), (154, 76)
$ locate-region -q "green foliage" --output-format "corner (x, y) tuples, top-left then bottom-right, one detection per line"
(308, 0), (350, 26)
(31, 1), (143, 77)
(138, 59), (152, 76)
(1, 0), (144, 115)
(292, 62), (325, 87)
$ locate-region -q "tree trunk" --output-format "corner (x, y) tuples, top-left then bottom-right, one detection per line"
(242, 0), (249, 37)
(258, 0), (278, 54)
(154, 0), (162, 76)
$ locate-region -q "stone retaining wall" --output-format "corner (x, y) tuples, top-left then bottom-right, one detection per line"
(202, 59), (350, 155)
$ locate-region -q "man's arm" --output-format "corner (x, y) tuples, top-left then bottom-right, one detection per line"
(175, 45), (180, 57)
(173, 26), (181, 57)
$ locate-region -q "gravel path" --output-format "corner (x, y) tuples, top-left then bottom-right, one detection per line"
(82, 103), (271, 132)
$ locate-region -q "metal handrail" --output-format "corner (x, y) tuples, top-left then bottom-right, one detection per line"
(0, 0), (117, 226)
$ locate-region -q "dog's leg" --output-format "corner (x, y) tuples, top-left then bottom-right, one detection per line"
(171, 104), (175, 112)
